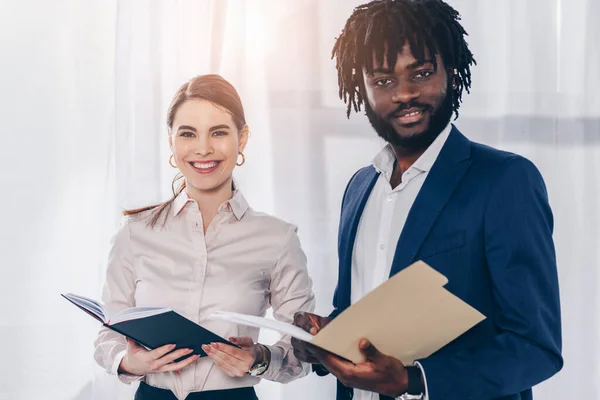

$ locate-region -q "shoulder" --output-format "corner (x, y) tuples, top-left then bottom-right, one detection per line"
(350, 165), (377, 183)
(244, 209), (298, 237)
(469, 140), (545, 185)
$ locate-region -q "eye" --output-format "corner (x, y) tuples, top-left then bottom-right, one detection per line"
(179, 131), (195, 137)
(375, 78), (393, 87)
(212, 130), (228, 137)
(413, 70), (434, 81)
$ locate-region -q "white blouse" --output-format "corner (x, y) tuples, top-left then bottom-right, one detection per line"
(94, 189), (316, 400)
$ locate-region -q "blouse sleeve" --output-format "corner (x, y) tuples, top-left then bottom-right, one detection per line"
(93, 218), (143, 384)
(260, 224), (316, 383)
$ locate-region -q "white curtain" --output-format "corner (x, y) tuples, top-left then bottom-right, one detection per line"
(0, 1), (598, 399)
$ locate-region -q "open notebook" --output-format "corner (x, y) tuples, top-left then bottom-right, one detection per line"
(62, 293), (237, 358)
(209, 261), (486, 364)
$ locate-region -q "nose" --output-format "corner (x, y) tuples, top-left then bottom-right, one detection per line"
(194, 135), (214, 156)
(391, 82), (420, 104)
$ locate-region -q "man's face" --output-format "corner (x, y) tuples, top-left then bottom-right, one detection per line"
(362, 43), (453, 150)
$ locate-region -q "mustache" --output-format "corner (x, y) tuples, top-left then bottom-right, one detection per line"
(387, 103), (431, 120)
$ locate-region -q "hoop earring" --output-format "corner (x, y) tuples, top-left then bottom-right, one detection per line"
(236, 152), (246, 167)
(169, 154), (177, 168)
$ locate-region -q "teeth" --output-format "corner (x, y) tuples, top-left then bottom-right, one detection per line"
(192, 162), (218, 169)
(401, 110), (421, 117)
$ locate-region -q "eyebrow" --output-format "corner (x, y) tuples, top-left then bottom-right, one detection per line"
(177, 125), (197, 132)
(209, 124), (231, 132)
(370, 59), (435, 75)
(177, 124), (232, 132)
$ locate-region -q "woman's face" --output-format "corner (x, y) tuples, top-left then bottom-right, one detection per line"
(169, 99), (248, 193)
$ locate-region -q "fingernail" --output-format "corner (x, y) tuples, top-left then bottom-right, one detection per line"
(170, 344), (177, 350)
(186, 349), (193, 354)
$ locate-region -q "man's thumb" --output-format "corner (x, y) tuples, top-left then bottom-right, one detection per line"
(359, 339), (381, 361)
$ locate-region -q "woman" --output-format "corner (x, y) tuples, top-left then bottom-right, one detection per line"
(94, 74), (315, 400)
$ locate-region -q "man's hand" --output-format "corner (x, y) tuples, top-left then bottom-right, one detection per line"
(290, 312), (331, 364)
(312, 338), (409, 397)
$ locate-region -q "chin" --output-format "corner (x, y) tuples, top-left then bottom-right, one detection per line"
(393, 119), (430, 137)
(188, 178), (229, 193)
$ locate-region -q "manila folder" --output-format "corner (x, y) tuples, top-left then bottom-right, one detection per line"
(310, 261), (486, 364)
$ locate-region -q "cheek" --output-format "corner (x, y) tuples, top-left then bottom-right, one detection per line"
(427, 77), (449, 105)
(171, 140), (192, 159)
(216, 139), (240, 163)
(364, 86), (380, 109)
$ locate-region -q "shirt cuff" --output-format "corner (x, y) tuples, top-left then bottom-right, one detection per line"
(414, 361), (429, 400)
(259, 344), (283, 380)
(111, 349), (145, 384)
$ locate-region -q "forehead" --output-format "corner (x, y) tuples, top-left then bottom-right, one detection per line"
(173, 99), (235, 128)
(366, 42), (441, 72)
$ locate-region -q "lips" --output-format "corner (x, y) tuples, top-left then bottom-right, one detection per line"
(188, 161), (221, 174)
(393, 107), (427, 124)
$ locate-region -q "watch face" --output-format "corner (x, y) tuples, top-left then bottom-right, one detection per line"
(248, 362), (268, 377)
(399, 395), (423, 400)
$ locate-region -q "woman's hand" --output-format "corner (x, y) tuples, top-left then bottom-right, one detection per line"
(118, 338), (200, 376)
(202, 336), (265, 378)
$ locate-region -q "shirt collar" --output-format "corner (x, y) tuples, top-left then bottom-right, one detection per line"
(172, 180), (249, 220)
(372, 122), (453, 175)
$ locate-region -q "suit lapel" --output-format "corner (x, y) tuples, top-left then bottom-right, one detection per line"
(390, 127), (473, 276)
(337, 167), (379, 311)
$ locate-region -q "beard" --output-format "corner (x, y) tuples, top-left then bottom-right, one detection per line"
(364, 85), (454, 151)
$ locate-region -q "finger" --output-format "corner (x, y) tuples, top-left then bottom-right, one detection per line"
(292, 346), (319, 364)
(204, 346), (247, 376)
(156, 348), (194, 365)
(207, 343), (250, 363)
(208, 353), (243, 377)
(293, 311), (314, 332)
(307, 314), (321, 335)
(203, 344), (249, 368)
(291, 338), (321, 363)
(312, 347), (353, 376)
(290, 337), (305, 351)
(147, 343), (177, 359)
(359, 339), (383, 362)
(158, 354), (200, 373)
(229, 336), (254, 348)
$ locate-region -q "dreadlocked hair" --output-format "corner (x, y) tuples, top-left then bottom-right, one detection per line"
(331, 0), (476, 119)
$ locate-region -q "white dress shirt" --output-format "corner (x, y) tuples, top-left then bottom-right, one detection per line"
(351, 123), (452, 400)
(94, 188), (315, 400)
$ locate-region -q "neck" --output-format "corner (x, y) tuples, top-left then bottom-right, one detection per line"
(387, 145), (427, 190)
(185, 178), (233, 231)
(392, 145), (427, 174)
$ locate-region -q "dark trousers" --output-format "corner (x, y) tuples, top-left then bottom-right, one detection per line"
(135, 382), (258, 400)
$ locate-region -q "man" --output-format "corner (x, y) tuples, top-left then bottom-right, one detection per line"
(291, 1), (563, 399)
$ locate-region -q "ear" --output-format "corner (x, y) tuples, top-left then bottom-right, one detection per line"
(448, 68), (458, 90)
(238, 125), (249, 153)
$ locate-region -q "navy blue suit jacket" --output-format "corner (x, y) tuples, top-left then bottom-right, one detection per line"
(329, 126), (563, 400)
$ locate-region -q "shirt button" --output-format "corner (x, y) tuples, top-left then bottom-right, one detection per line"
(379, 244), (385, 250)
(386, 195), (393, 202)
